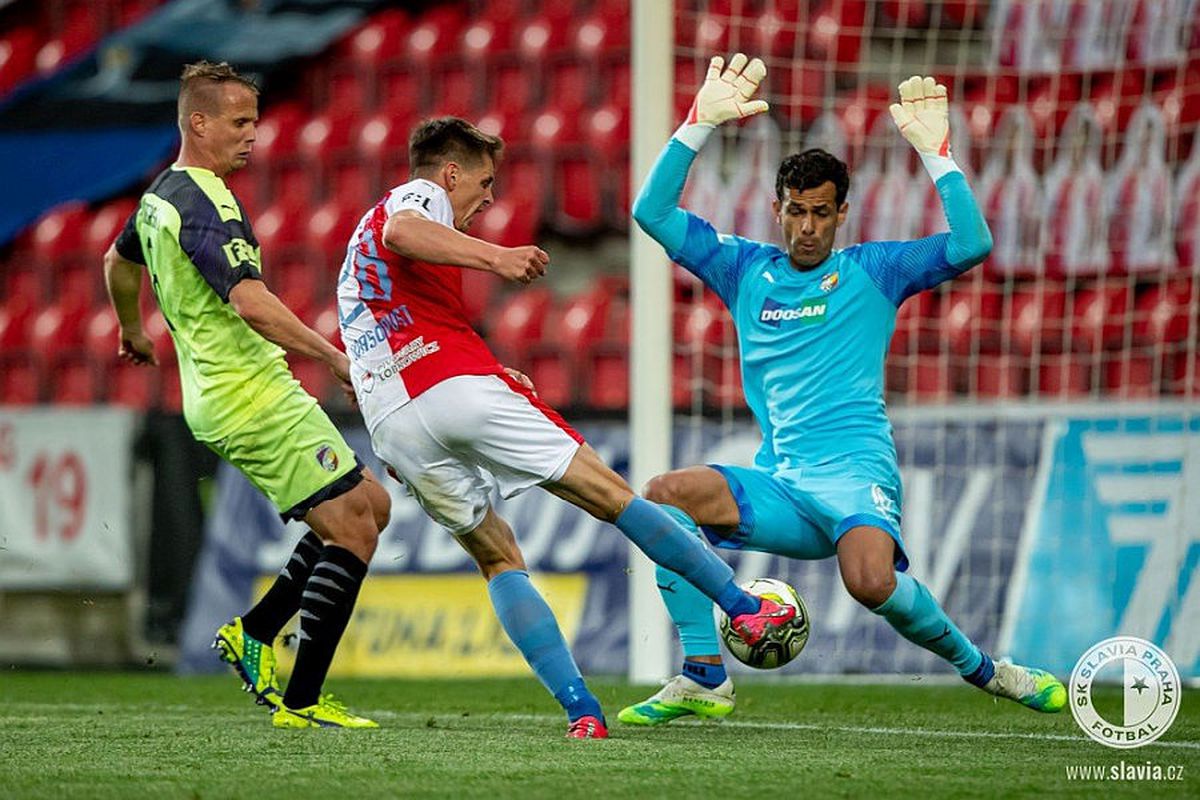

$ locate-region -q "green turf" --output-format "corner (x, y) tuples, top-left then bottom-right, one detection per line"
(1, 672), (1196, 799)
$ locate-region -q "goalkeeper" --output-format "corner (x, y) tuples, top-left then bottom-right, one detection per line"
(621, 54), (1066, 726)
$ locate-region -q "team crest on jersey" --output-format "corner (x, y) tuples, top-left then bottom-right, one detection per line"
(315, 445), (340, 472)
(819, 271), (839, 293)
(759, 296), (829, 327)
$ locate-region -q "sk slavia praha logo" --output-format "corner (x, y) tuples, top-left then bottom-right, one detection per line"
(1070, 636), (1180, 749)
(315, 445), (340, 473)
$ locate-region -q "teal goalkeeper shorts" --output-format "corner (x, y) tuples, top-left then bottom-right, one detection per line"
(700, 462), (910, 571)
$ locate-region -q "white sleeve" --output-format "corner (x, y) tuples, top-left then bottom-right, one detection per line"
(385, 179), (454, 227)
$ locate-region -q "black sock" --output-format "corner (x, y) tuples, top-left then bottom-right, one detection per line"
(241, 530), (323, 643)
(283, 545), (368, 710)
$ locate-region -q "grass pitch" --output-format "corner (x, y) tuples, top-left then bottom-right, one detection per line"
(2, 672), (1196, 798)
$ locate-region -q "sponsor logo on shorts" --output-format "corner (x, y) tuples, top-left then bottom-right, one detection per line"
(759, 297), (828, 327)
(316, 445), (340, 472)
(871, 483), (899, 522)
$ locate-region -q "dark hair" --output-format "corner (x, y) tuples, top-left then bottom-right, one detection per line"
(178, 61), (258, 121)
(409, 117), (504, 171)
(775, 149), (850, 206)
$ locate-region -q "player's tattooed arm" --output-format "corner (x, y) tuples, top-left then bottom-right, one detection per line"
(102, 244), (157, 366)
(383, 210), (549, 284)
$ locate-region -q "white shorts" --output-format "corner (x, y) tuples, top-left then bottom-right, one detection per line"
(371, 373), (584, 535)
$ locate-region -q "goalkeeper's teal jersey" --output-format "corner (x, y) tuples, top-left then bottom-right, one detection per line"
(634, 139), (992, 477)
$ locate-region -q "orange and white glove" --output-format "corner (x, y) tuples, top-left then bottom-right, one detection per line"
(890, 75), (960, 182)
(675, 53), (769, 151)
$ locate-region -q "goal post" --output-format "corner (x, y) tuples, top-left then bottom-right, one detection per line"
(626, 0), (675, 684)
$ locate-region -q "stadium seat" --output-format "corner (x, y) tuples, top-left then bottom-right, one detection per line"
(311, 303), (344, 351)
(106, 361), (157, 409)
(428, 63), (480, 119)
(407, 5), (467, 67)
(551, 157), (604, 233)
(489, 63), (539, 117)
(272, 261), (320, 323)
(0, 267), (43, 350)
(753, 4), (801, 59)
(941, 286), (1002, 356)
(584, 346), (629, 410)
(474, 196), (540, 249)
(516, 14), (569, 63)
(1167, 354), (1200, 396)
(379, 66), (424, 120)
(253, 203), (306, 259)
(1133, 279), (1194, 346)
(530, 106), (582, 151)
(1008, 287), (1067, 355)
(972, 354), (1026, 397)
(30, 202), (89, 267)
(1071, 284), (1131, 352)
(807, 0), (866, 65)
(477, 106), (528, 147)
(1102, 353), (1158, 398)
(0, 26), (39, 97)
(341, 8), (410, 71)
(890, 290), (939, 355)
(306, 200), (360, 266)
(85, 197), (138, 256)
(526, 349), (575, 408)
(584, 104), (628, 164)
(46, 354), (100, 406)
(1036, 354), (1091, 398)
(35, 6), (98, 76)
(545, 59), (591, 114)
(254, 101), (306, 164)
(298, 108), (357, 164)
(0, 353), (42, 404)
(909, 358), (953, 400)
(573, 8), (629, 62)
(487, 288), (553, 365)
(461, 4), (518, 62)
(84, 305), (120, 363)
(460, 269), (499, 326)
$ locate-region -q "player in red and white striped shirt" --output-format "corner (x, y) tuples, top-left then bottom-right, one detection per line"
(337, 117), (790, 739)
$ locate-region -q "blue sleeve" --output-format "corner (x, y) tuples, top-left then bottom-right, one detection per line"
(858, 170), (993, 307)
(113, 209), (145, 265)
(631, 138), (748, 306)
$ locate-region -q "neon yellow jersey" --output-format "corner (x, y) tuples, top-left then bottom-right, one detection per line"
(115, 165), (313, 441)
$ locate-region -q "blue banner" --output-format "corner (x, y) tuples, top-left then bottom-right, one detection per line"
(179, 414), (1055, 678)
(1006, 414), (1200, 678)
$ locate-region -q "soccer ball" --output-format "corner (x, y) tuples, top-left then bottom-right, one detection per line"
(717, 578), (810, 669)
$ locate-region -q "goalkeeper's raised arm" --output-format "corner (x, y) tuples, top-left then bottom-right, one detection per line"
(866, 75), (993, 302)
(631, 54), (768, 290)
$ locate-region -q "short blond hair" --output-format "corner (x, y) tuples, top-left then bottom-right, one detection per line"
(178, 60), (258, 125)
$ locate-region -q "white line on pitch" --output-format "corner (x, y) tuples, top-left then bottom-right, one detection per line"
(373, 710), (1200, 752)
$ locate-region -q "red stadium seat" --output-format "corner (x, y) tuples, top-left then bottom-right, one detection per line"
(585, 346), (629, 410)
(940, 286), (1002, 356)
(0, 27), (39, 96)
(106, 361), (157, 409)
(1102, 354), (1158, 398)
(298, 108), (357, 163)
(487, 288), (553, 364)
(84, 305), (120, 362)
(254, 102), (307, 164)
(489, 64), (538, 117)
(30, 202), (89, 266)
(1008, 288), (1067, 355)
(1133, 279), (1194, 346)
(1036, 354), (1091, 398)
(807, 0), (866, 65)
(254, 203), (306, 257)
(46, 354), (100, 406)
(551, 158), (604, 233)
(516, 15), (569, 63)
(474, 196), (540, 249)
(889, 290), (939, 355)
(0, 353), (42, 404)
(584, 104), (628, 163)
(753, 5), (801, 59)
(30, 302), (89, 359)
(307, 200), (360, 265)
(461, 8), (517, 62)
(972, 354), (1026, 397)
(85, 197), (139, 256)
(342, 9), (410, 69)
(460, 269), (499, 326)
(530, 106), (582, 151)
(477, 107), (528, 147)
(407, 6), (467, 67)
(272, 261), (320, 323)
(1071, 284), (1131, 352)
(526, 349), (575, 408)
(1167, 354), (1200, 397)
(573, 9), (629, 61)
(0, 267), (42, 350)
(909, 359), (953, 400)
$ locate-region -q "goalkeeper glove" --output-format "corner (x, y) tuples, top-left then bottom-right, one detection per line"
(889, 75), (951, 157)
(676, 53), (769, 151)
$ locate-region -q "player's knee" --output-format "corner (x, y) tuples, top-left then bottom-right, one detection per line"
(367, 482), (392, 532)
(843, 567), (896, 609)
(328, 489), (381, 560)
(642, 473), (683, 507)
